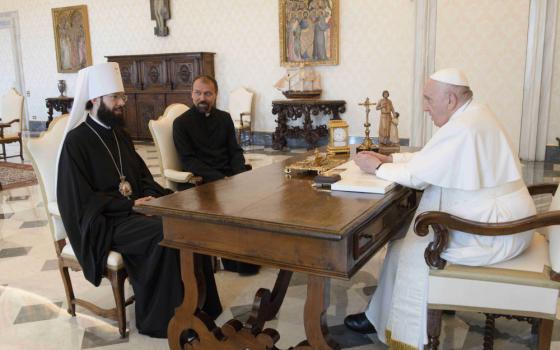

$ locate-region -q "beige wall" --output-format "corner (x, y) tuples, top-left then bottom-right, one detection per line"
(0, 0), (554, 149)
(0, 0), (416, 139)
(435, 0), (530, 152)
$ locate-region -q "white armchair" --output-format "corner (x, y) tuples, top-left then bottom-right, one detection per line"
(228, 87), (254, 145)
(415, 183), (560, 350)
(149, 103), (200, 191)
(0, 88), (24, 160)
(26, 115), (133, 338)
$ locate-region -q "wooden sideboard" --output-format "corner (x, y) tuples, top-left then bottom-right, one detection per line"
(106, 52), (215, 139)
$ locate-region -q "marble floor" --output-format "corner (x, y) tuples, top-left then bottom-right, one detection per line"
(1, 141), (560, 349)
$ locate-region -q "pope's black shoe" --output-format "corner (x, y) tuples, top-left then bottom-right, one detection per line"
(344, 312), (376, 334)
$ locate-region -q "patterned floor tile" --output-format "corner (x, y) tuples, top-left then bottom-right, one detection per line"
(81, 325), (129, 349)
(6, 195), (30, 202)
(0, 212), (14, 219)
(0, 247), (31, 258)
(19, 220), (48, 229)
(41, 259), (59, 271)
(328, 324), (375, 348)
(229, 304), (253, 323)
(13, 302), (62, 324)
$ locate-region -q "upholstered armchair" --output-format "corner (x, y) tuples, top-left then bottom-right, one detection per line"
(0, 88), (24, 160)
(26, 115), (133, 338)
(228, 87), (254, 146)
(415, 183), (560, 350)
(148, 103), (202, 191)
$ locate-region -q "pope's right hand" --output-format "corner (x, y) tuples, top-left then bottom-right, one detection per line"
(358, 151), (392, 163)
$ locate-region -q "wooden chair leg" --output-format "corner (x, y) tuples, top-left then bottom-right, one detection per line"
(427, 309), (442, 350)
(58, 262), (76, 316)
(109, 269), (128, 338)
(2, 144), (6, 161)
(19, 140), (23, 161)
(483, 313), (496, 350)
(538, 319), (553, 350)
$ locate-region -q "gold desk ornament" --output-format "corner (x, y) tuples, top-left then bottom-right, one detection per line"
(357, 97), (378, 152)
(284, 149), (346, 174)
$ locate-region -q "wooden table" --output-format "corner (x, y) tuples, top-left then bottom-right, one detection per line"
(46, 96), (73, 129)
(137, 153), (417, 350)
(271, 99), (346, 150)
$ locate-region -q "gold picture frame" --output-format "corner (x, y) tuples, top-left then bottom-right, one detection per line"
(52, 5), (93, 73)
(279, 0), (339, 67)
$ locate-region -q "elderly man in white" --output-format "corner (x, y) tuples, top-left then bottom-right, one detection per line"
(344, 68), (535, 350)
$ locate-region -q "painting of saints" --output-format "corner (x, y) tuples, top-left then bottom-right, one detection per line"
(52, 5), (92, 73)
(280, 0), (338, 66)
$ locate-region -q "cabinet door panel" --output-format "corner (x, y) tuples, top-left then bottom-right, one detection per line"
(136, 94), (166, 139)
(169, 57), (198, 91)
(166, 93), (192, 107)
(122, 94), (138, 138)
(141, 59), (168, 91)
(116, 59), (141, 91)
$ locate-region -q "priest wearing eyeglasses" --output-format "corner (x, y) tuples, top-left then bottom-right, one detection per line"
(56, 62), (222, 338)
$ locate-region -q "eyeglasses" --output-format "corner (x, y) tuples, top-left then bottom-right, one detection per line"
(106, 94), (128, 103)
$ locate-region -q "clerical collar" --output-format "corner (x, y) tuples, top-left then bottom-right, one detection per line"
(89, 114), (111, 129)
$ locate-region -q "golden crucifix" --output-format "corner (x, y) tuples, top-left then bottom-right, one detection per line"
(358, 97), (377, 151)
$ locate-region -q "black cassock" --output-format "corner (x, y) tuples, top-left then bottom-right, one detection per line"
(173, 108), (260, 275)
(57, 116), (222, 337)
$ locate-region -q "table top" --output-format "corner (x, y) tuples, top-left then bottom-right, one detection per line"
(272, 99), (345, 105)
(137, 153), (408, 241)
(46, 96), (74, 101)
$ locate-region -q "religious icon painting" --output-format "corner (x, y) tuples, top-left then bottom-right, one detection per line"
(51, 5), (93, 73)
(279, 0), (339, 67)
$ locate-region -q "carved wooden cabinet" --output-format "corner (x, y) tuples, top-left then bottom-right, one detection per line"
(106, 52), (215, 139)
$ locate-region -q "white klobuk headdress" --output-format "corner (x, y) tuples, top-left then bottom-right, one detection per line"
(55, 62), (125, 193)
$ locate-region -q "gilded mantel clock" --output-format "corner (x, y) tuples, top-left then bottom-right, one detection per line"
(327, 119), (350, 154)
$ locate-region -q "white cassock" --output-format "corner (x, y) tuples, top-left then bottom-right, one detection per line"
(364, 100), (536, 349)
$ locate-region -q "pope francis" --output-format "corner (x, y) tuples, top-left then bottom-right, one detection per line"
(344, 68), (536, 349)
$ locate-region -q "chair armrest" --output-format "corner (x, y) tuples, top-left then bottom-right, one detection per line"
(0, 119), (19, 128)
(163, 169), (193, 183)
(414, 209), (560, 270)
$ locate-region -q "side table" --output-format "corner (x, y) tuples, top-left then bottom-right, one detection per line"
(271, 99), (346, 150)
(46, 96), (74, 129)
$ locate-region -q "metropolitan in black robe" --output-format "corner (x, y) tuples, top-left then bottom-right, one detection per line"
(173, 107), (259, 275)
(57, 116), (222, 337)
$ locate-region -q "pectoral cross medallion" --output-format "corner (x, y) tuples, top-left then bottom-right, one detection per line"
(119, 176), (133, 198)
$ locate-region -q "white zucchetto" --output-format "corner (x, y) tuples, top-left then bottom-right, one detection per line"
(430, 68), (469, 87)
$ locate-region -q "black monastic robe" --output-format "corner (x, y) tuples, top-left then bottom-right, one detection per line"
(172, 107), (246, 183)
(172, 107), (259, 275)
(57, 116), (222, 337)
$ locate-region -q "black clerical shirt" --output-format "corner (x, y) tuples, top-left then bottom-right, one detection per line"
(173, 107), (246, 182)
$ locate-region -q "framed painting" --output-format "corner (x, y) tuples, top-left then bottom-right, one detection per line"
(51, 5), (93, 73)
(279, 0), (339, 67)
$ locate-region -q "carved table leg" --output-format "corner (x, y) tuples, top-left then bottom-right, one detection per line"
(168, 249), (207, 350)
(483, 313), (495, 350)
(272, 107), (288, 150)
(294, 275), (340, 350)
(46, 101), (54, 129)
(427, 309), (442, 350)
(247, 270), (293, 333)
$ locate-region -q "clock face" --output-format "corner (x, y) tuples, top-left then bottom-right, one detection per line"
(333, 128), (346, 142)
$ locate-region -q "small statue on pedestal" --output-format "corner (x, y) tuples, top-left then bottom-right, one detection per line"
(376, 90), (400, 152)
